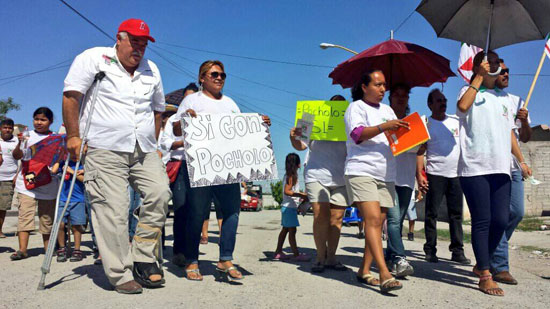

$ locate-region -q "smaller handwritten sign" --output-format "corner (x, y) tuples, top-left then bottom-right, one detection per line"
(295, 101), (348, 141)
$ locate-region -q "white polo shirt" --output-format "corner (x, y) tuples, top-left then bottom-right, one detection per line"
(0, 135), (19, 181)
(63, 46), (165, 153)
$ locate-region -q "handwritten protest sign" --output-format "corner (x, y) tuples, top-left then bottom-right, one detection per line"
(295, 101), (349, 141)
(182, 113), (278, 187)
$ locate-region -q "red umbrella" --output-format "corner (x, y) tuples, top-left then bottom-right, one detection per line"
(329, 39), (456, 89)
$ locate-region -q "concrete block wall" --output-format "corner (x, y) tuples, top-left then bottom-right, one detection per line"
(521, 142), (550, 216)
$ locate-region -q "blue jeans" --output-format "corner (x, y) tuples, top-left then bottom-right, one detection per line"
(128, 186), (142, 239)
(171, 161), (190, 255)
(460, 174), (510, 270)
(183, 183), (241, 264)
(385, 186), (412, 263)
(490, 170), (524, 273)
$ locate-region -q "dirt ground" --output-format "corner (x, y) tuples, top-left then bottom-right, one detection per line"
(0, 210), (549, 308)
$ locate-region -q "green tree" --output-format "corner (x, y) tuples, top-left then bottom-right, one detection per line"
(0, 97), (20, 120)
(270, 180), (283, 206)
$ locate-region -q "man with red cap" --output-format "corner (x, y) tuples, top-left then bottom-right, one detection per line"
(62, 19), (171, 294)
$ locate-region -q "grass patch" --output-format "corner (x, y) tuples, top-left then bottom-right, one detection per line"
(263, 205), (281, 210)
(414, 228), (471, 243)
(519, 245), (550, 254)
(516, 217), (545, 232)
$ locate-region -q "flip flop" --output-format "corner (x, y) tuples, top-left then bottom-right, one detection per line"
(185, 268), (203, 281)
(380, 277), (402, 293)
(216, 266), (243, 280)
(356, 273), (379, 286)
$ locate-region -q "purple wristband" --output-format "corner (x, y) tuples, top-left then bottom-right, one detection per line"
(350, 126), (365, 144)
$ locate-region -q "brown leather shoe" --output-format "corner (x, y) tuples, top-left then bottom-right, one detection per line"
(493, 271), (518, 285)
(115, 280), (143, 294)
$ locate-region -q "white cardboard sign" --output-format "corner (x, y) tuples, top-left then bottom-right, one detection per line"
(182, 113), (278, 187)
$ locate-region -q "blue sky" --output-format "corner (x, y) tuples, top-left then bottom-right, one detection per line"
(2, 0), (549, 187)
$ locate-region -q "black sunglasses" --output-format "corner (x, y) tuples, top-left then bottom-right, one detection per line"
(209, 71), (227, 80)
(500, 68), (509, 75)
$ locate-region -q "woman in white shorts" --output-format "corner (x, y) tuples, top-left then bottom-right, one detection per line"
(344, 69), (408, 293)
(289, 95), (349, 273)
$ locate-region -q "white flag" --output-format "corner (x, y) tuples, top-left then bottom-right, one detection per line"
(545, 35), (550, 60)
(458, 43), (482, 84)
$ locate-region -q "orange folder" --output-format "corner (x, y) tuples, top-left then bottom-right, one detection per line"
(384, 112), (430, 156)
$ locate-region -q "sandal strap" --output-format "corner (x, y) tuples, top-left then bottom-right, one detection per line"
(479, 274), (493, 281)
(381, 277), (398, 287)
(185, 268), (201, 274)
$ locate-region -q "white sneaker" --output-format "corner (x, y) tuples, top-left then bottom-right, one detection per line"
(391, 257), (414, 278)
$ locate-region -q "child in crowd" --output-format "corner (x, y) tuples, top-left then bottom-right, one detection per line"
(52, 159), (86, 262)
(274, 153), (310, 261)
(10, 107), (59, 261)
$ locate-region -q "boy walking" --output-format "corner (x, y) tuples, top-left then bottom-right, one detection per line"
(52, 160), (86, 262)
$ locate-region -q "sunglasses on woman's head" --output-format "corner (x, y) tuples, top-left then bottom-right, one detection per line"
(500, 68), (509, 75)
(210, 71), (227, 80)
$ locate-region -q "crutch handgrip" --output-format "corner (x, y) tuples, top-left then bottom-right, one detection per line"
(94, 71), (106, 81)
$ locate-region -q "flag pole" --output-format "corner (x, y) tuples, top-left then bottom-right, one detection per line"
(524, 49), (547, 109)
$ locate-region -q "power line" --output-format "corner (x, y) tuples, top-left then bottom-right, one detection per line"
(0, 64), (70, 87)
(0, 59), (72, 81)
(57, 0), (322, 100)
(149, 45), (321, 99)
(58, 0), (114, 42)
(392, 7), (416, 35)
(158, 42), (333, 69)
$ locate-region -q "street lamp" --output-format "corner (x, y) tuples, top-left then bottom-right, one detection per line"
(319, 43), (358, 55)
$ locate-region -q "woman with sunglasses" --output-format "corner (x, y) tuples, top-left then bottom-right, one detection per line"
(456, 51), (527, 296)
(172, 60), (270, 281)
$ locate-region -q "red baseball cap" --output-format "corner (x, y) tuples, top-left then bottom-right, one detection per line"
(118, 18), (155, 42)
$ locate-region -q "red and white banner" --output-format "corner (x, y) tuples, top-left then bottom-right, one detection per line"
(458, 43), (482, 84)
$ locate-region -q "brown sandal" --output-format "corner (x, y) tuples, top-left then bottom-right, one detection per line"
(479, 274), (504, 296)
(10, 250), (28, 261)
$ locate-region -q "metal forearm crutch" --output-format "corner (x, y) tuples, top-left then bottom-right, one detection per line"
(38, 71), (105, 290)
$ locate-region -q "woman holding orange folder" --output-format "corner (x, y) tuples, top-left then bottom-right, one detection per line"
(344, 69), (408, 293)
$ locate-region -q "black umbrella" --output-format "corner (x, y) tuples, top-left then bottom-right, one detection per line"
(417, 0), (550, 75)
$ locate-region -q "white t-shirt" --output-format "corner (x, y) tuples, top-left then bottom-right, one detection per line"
(304, 140), (346, 187)
(173, 91), (240, 119)
(159, 114), (185, 164)
(507, 93), (530, 172)
(15, 131), (59, 200)
(395, 151), (417, 189)
(63, 46), (165, 153)
(281, 175), (301, 209)
(344, 100), (397, 182)
(0, 135), (20, 181)
(456, 86), (515, 177)
(425, 115), (460, 178)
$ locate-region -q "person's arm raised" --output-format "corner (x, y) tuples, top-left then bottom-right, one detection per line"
(457, 62), (489, 113)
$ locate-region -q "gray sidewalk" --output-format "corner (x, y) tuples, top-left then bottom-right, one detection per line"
(0, 210), (549, 308)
